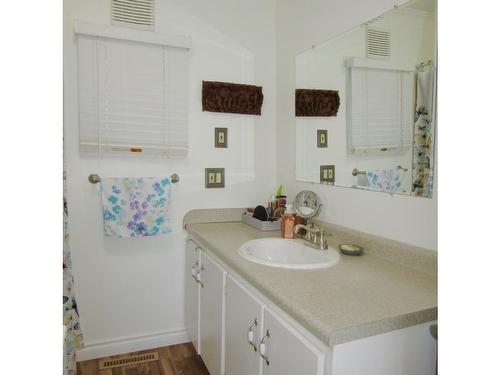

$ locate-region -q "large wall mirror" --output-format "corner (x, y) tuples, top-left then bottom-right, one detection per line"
(295, 0), (436, 197)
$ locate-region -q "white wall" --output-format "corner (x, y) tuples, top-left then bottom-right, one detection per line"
(276, 0), (437, 250)
(64, 0), (276, 349)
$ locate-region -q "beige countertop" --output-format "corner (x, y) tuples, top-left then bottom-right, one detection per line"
(186, 221), (437, 347)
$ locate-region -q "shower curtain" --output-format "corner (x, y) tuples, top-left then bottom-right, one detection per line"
(412, 65), (435, 197)
(63, 166), (83, 374)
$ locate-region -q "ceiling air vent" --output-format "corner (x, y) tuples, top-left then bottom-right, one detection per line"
(112, 0), (155, 30)
(366, 28), (391, 59)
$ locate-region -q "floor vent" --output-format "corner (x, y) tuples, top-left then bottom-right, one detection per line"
(111, 0), (155, 30)
(366, 27), (391, 59)
(98, 352), (159, 370)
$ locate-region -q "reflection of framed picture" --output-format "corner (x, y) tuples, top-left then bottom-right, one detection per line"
(317, 130), (328, 148)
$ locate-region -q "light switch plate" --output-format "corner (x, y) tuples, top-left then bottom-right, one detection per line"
(215, 127), (228, 148)
(317, 130), (328, 148)
(320, 165), (335, 184)
(205, 168), (225, 188)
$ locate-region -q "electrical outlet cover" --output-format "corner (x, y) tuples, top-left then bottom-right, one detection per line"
(317, 130), (328, 148)
(215, 127), (228, 148)
(205, 168), (225, 188)
(320, 165), (335, 184)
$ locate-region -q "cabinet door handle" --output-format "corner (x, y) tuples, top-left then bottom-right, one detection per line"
(191, 256), (200, 282)
(196, 268), (204, 288)
(259, 329), (270, 366)
(247, 319), (258, 352)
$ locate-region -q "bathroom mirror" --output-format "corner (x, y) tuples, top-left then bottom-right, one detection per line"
(295, 0), (436, 197)
(294, 190), (321, 218)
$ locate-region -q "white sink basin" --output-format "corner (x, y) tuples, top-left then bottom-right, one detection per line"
(238, 238), (340, 270)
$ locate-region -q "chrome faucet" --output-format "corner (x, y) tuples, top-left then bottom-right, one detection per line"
(293, 222), (329, 250)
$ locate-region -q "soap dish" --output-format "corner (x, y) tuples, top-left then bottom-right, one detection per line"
(339, 244), (364, 256)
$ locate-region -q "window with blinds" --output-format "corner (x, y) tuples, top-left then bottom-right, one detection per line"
(346, 60), (414, 155)
(77, 32), (189, 158)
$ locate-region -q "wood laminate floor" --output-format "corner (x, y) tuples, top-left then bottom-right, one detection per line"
(77, 343), (210, 375)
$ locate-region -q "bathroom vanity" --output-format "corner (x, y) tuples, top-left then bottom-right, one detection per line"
(183, 211), (437, 375)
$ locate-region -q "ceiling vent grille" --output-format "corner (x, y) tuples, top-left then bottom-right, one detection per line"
(112, 0), (155, 30)
(366, 28), (391, 59)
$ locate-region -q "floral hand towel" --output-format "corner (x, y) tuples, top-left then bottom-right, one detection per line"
(366, 169), (405, 194)
(100, 177), (171, 237)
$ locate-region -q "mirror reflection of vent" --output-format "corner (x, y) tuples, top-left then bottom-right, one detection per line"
(366, 28), (391, 59)
(112, 0), (155, 30)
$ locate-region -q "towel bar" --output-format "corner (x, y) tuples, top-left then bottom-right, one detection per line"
(352, 168), (366, 176)
(88, 173), (180, 184)
(352, 166), (408, 176)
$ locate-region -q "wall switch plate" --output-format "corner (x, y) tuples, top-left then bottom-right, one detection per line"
(215, 127), (228, 148)
(205, 168), (225, 188)
(320, 165), (335, 184)
(317, 130), (328, 148)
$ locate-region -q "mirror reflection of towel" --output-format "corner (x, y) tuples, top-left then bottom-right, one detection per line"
(366, 169), (406, 193)
(100, 177), (171, 238)
(412, 67), (435, 197)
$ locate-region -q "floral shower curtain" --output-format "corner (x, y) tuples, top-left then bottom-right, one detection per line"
(412, 65), (435, 197)
(63, 168), (83, 374)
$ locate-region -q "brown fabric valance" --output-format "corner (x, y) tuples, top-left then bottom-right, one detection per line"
(202, 81), (263, 115)
(295, 89), (340, 117)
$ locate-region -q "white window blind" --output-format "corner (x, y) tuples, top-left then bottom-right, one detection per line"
(77, 33), (189, 158)
(347, 63), (413, 155)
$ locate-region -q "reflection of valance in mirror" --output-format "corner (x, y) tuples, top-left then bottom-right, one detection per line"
(295, 89), (340, 117)
(202, 81), (263, 115)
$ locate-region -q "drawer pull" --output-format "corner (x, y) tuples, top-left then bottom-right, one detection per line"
(196, 269), (204, 288)
(259, 329), (270, 365)
(191, 265), (198, 278)
(247, 319), (258, 351)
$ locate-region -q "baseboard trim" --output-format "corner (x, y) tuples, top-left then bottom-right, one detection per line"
(75, 328), (190, 362)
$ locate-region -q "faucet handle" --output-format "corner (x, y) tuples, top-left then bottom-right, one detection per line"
(311, 231), (318, 244)
(319, 228), (329, 250)
(304, 229), (312, 241)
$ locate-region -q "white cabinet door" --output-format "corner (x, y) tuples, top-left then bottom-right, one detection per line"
(199, 251), (226, 375)
(185, 240), (200, 353)
(225, 276), (263, 375)
(331, 322), (437, 375)
(261, 308), (324, 375)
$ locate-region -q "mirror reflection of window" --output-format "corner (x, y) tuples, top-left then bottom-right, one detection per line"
(295, 0), (436, 197)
